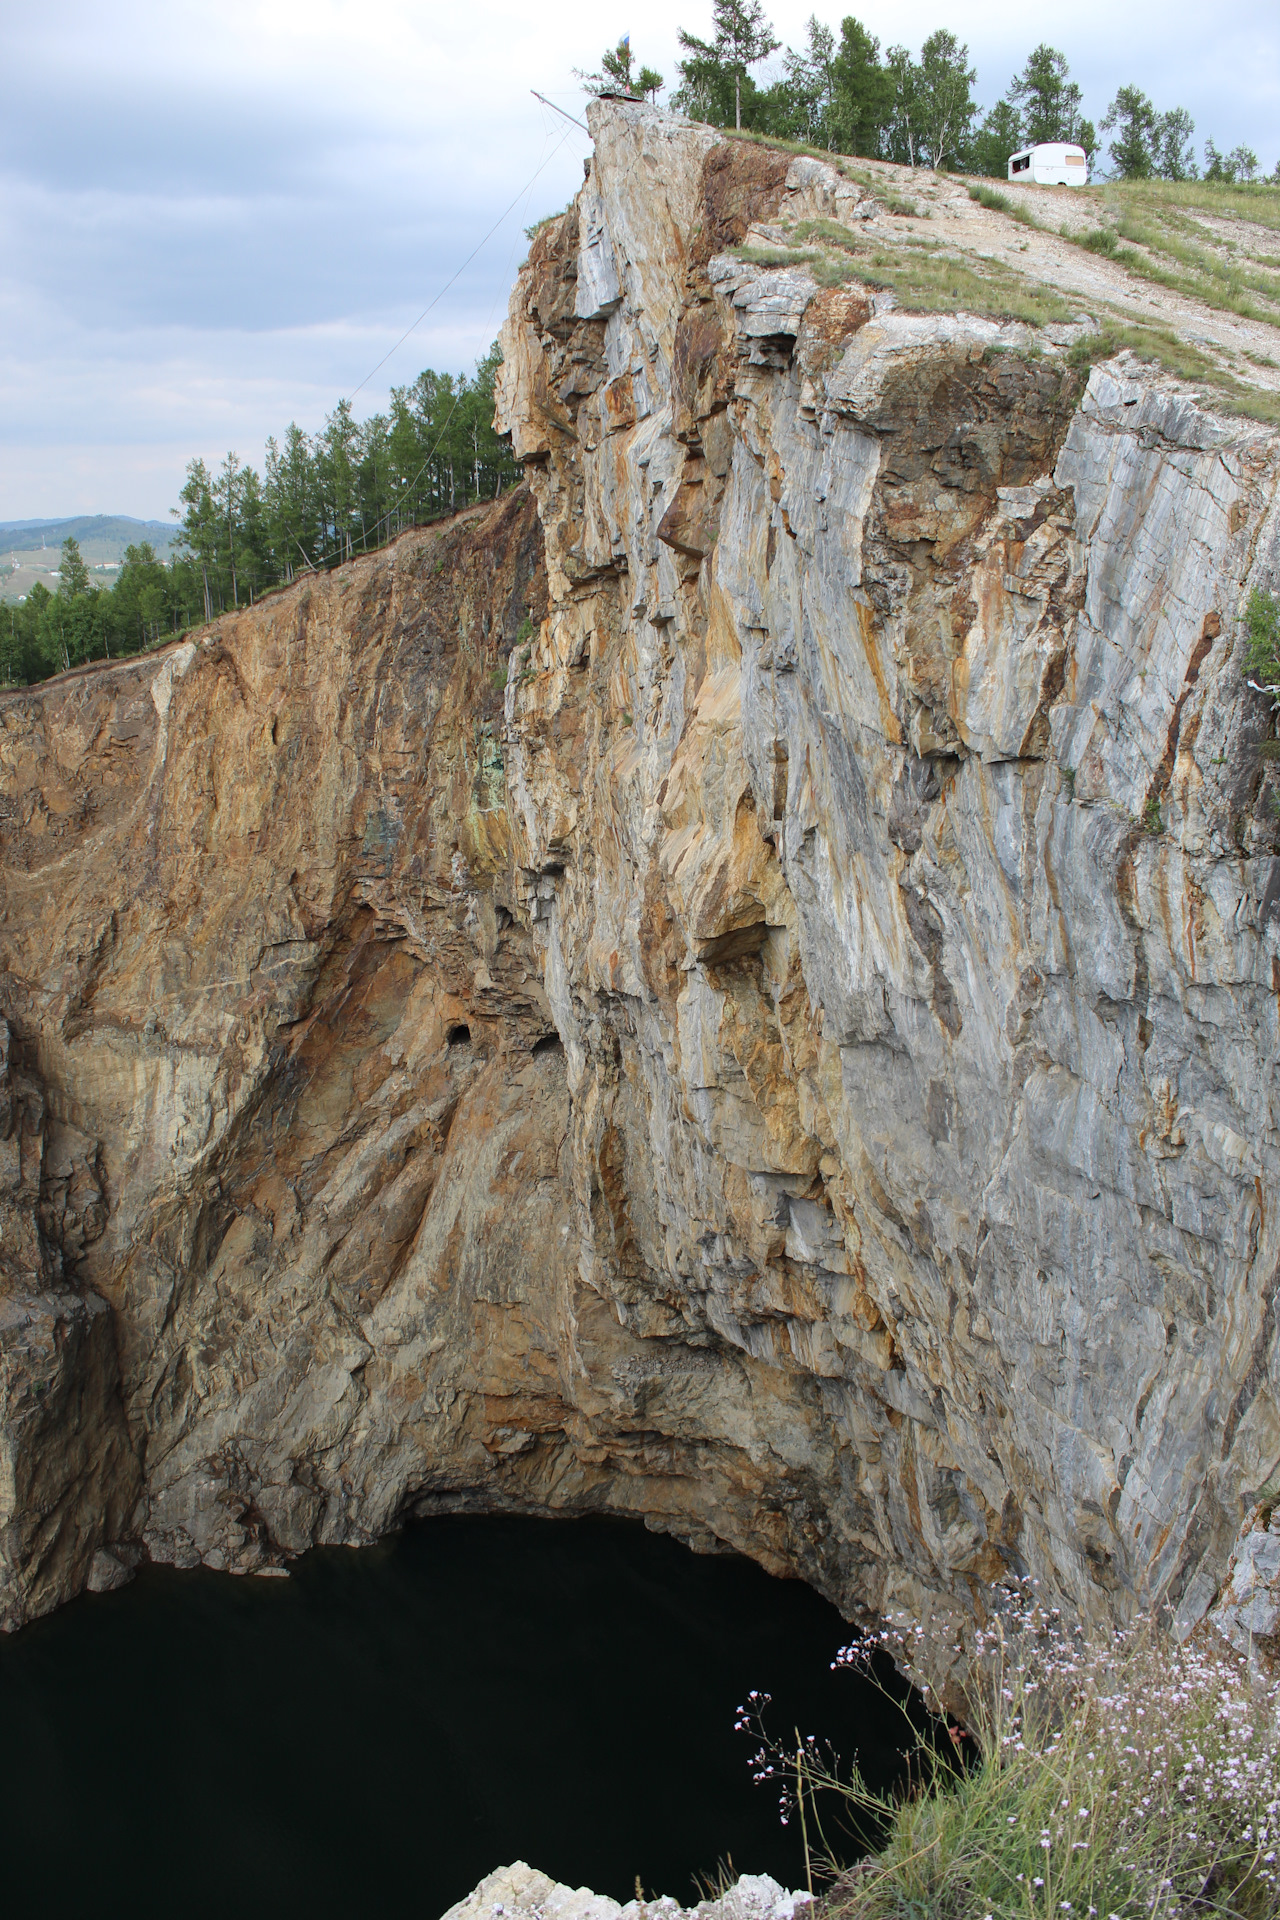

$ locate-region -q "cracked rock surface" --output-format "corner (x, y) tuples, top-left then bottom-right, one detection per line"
(2, 104), (1279, 1699)
(493, 102), (1280, 1682)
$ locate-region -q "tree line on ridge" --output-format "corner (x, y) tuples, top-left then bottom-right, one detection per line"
(598, 2), (1274, 183)
(2, 346), (519, 687)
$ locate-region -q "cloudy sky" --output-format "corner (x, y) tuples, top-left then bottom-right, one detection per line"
(2, 0), (1276, 523)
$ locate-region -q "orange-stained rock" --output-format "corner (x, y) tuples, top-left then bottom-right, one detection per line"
(0, 491), (854, 1642)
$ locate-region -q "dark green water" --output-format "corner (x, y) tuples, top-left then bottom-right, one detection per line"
(0, 1515), (910, 1919)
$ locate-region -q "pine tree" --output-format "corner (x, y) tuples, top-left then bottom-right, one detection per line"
(968, 99), (1023, 178)
(829, 16), (892, 157)
(1009, 46), (1083, 146)
(215, 451), (251, 606)
(578, 36), (663, 101)
(677, 0), (780, 131)
(174, 458), (219, 624)
(56, 537), (92, 600)
(1100, 86), (1159, 179)
(1204, 140), (1259, 183)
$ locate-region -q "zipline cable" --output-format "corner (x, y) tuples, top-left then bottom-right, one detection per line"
(250, 104), (583, 579)
(357, 114), (583, 549)
(530, 90), (588, 132)
(349, 116), (587, 401)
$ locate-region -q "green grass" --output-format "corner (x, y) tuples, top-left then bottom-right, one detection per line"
(722, 126), (873, 180)
(1122, 175), (1280, 235)
(784, 217), (1075, 324)
(879, 192), (927, 219)
(1242, 586), (1280, 691)
(775, 1599), (1280, 1920)
(967, 183), (1038, 229)
(1066, 320), (1280, 423)
(959, 175), (1280, 337)
(1113, 199), (1280, 300)
(729, 158), (1280, 421)
(970, 182), (1280, 326)
(735, 245), (821, 271)
(737, 234), (1280, 423)
(1101, 203), (1280, 319)
(721, 126), (844, 164)
(795, 217), (940, 255)
(721, 128), (923, 217)
(524, 204), (571, 241)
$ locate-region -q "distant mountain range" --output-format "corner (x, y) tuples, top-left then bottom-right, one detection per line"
(0, 514), (178, 558)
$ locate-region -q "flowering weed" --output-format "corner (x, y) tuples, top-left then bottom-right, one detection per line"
(738, 1584), (1279, 1918)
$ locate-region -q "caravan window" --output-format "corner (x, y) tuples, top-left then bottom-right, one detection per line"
(1012, 153), (1030, 173)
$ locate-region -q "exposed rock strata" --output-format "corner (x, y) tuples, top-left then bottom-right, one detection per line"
(2, 105), (1279, 1696)
(0, 487), (872, 1633)
(1209, 1499), (1280, 1673)
(494, 102), (1280, 1677)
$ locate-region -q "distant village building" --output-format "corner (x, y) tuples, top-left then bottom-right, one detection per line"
(1007, 142), (1088, 185)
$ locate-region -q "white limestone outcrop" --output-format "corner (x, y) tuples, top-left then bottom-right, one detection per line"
(440, 1863), (811, 1920)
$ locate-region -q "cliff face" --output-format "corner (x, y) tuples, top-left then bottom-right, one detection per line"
(0, 487), (860, 1632)
(3, 105), (1280, 1685)
(494, 104), (1280, 1670)
(0, 498), (574, 1616)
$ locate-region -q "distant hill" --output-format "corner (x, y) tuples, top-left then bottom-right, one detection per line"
(0, 515), (178, 558)
(0, 515), (181, 605)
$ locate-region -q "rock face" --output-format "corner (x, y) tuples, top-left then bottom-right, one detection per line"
(0, 498), (575, 1619)
(1209, 1500), (1280, 1671)
(2, 104), (1280, 1694)
(493, 102), (1280, 1674)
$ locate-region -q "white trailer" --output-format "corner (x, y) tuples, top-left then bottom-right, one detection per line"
(1007, 142), (1088, 185)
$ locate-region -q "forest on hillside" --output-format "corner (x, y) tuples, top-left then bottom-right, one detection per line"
(1, 346), (518, 686)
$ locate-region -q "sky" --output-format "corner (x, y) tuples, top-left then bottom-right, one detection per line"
(2, 0), (1277, 523)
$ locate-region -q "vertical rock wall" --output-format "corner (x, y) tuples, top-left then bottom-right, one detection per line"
(494, 100), (1280, 1674)
(0, 489), (902, 1642)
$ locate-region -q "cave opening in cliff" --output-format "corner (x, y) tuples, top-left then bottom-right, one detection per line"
(0, 1516), (916, 1917)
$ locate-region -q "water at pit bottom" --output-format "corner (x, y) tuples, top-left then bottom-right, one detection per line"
(0, 1515), (913, 1918)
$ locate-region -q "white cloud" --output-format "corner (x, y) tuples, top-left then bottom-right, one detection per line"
(1, 0), (1276, 518)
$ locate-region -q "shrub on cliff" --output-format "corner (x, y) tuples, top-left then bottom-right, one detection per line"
(1243, 588), (1280, 701)
(741, 1584), (1279, 1918)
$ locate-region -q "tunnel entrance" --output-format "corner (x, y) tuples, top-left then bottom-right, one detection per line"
(0, 1515), (915, 1915)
